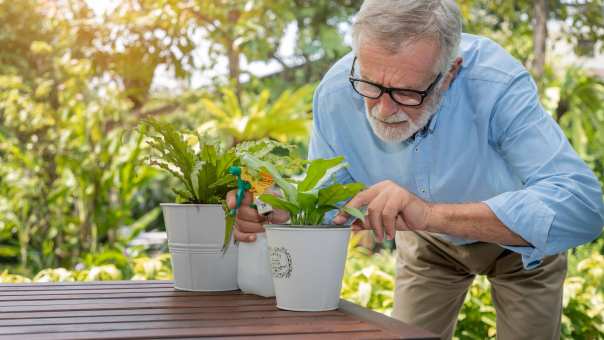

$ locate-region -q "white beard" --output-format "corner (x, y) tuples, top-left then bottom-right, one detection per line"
(365, 90), (443, 143)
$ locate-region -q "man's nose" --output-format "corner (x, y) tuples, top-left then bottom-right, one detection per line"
(375, 93), (398, 118)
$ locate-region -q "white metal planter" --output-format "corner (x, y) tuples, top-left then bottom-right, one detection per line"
(264, 224), (351, 311)
(237, 232), (275, 297)
(160, 204), (238, 291)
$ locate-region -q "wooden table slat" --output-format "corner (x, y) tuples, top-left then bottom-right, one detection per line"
(0, 305), (280, 320)
(0, 290), (272, 301)
(0, 310), (345, 327)
(0, 280), (438, 339)
(0, 323), (384, 340)
(0, 300), (280, 313)
(0, 331), (398, 340)
(0, 315), (370, 335)
(0, 295), (276, 309)
(0, 286), (184, 295)
(0, 280), (172, 289)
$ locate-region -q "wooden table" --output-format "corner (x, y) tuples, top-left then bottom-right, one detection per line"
(0, 280), (438, 339)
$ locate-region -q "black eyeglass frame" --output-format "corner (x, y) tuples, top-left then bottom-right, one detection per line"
(348, 56), (442, 107)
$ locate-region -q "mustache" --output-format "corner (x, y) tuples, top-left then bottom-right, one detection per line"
(370, 109), (412, 124)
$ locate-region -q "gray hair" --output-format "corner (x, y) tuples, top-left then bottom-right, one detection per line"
(351, 0), (462, 73)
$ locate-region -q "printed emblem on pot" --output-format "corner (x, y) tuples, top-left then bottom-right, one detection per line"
(269, 246), (293, 279)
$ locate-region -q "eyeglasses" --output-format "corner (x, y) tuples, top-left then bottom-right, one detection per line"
(349, 56), (442, 107)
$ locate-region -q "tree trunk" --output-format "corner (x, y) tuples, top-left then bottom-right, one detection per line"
(532, 0), (548, 80)
(226, 38), (241, 103)
(555, 96), (569, 123)
(226, 8), (242, 102)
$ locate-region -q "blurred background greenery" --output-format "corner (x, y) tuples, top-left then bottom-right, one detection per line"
(0, 1), (603, 338)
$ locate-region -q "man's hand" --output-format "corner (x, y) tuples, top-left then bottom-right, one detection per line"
(226, 190), (289, 242)
(332, 180), (432, 241)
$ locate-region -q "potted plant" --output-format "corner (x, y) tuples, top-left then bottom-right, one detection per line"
(242, 154), (366, 311)
(142, 119), (238, 291)
(234, 140), (306, 298)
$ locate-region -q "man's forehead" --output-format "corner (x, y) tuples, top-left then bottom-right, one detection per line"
(356, 38), (441, 87)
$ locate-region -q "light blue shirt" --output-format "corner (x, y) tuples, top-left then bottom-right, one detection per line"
(309, 33), (604, 269)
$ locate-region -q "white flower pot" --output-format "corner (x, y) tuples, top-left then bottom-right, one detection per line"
(264, 224), (351, 311)
(160, 203), (238, 291)
(237, 232), (275, 297)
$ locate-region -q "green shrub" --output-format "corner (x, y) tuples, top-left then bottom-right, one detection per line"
(341, 233), (395, 315)
(0, 253), (173, 283)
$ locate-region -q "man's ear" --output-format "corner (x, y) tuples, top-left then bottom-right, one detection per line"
(442, 57), (463, 91)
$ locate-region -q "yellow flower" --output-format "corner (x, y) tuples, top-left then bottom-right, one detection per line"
(241, 168), (274, 195)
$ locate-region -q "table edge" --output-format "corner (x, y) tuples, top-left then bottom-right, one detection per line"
(338, 299), (440, 340)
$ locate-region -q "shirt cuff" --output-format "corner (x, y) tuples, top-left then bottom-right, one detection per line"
(483, 190), (556, 270)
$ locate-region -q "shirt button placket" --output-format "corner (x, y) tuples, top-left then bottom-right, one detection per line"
(413, 138), (430, 200)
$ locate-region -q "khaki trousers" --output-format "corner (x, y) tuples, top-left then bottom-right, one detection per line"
(393, 231), (567, 340)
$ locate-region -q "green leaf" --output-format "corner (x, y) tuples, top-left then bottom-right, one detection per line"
(142, 118), (237, 204)
(297, 192), (318, 210)
(216, 149), (238, 177)
(0, 245), (19, 257)
(318, 182), (365, 206)
(298, 156), (347, 192)
(340, 206), (367, 222)
(120, 207), (161, 243)
(172, 188), (192, 202)
(258, 194), (299, 216)
(241, 154), (297, 203)
(222, 202), (235, 253)
(208, 175), (235, 189)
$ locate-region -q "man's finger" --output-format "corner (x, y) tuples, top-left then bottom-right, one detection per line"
(382, 196), (399, 240)
(237, 205), (264, 223)
(395, 215), (409, 230)
(367, 193), (387, 242)
(270, 208), (290, 224)
(226, 190), (237, 209)
(234, 228), (257, 242)
(235, 218), (265, 234)
(332, 212), (348, 225)
(333, 188), (376, 224)
(241, 191), (254, 205)
(227, 190), (254, 209)
(347, 188), (378, 210)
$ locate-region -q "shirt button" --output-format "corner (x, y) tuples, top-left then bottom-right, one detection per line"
(415, 147), (419, 152)
(420, 188), (426, 193)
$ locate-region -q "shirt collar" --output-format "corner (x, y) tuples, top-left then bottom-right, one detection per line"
(424, 77), (455, 136)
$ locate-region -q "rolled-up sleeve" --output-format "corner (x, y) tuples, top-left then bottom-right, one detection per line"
(483, 71), (604, 269)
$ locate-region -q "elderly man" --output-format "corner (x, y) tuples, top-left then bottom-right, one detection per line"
(228, 0), (604, 339)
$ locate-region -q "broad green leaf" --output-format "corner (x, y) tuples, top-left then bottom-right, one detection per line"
(120, 207), (161, 243)
(222, 88), (244, 118)
(258, 194), (299, 216)
(0, 245), (19, 257)
(297, 192), (318, 210)
(202, 98), (229, 119)
(340, 206), (367, 222)
(298, 156), (346, 192)
(318, 182), (365, 206)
